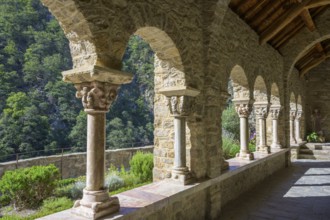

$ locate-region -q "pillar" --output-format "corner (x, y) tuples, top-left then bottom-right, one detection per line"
(254, 102), (270, 154)
(269, 105), (282, 148)
(295, 109), (303, 143)
(290, 109), (297, 144)
(233, 99), (254, 160)
(62, 65), (133, 219)
(159, 86), (200, 185)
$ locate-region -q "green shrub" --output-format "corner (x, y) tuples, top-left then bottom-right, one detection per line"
(307, 132), (320, 142)
(222, 137), (240, 159)
(129, 152), (153, 182)
(222, 104), (240, 141)
(0, 194), (11, 207)
(105, 175), (125, 191)
(0, 164), (60, 209)
(70, 181), (85, 200)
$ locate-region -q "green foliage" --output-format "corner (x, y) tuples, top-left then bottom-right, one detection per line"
(105, 175), (125, 191)
(1, 197), (73, 220)
(54, 181), (85, 200)
(0, 164), (60, 209)
(221, 104), (240, 141)
(307, 132), (319, 142)
(69, 111), (87, 152)
(222, 137), (240, 159)
(129, 152), (154, 182)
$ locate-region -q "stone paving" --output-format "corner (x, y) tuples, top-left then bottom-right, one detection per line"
(220, 160), (330, 220)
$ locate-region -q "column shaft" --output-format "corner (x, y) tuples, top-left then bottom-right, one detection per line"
(240, 117), (249, 154)
(259, 117), (266, 147)
(174, 116), (186, 169)
(295, 119), (302, 142)
(86, 112), (105, 191)
(290, 118), (296, 144)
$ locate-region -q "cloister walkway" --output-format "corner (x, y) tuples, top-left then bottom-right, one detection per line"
(220, 160), (330, 220)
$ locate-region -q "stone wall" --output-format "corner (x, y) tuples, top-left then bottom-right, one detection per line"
(306, 60), (330, 141)
(0, 146), (153, 179)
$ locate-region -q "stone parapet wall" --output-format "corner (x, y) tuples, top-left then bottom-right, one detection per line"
(39, 149), (289, 220)
(0, 146), (153, 179)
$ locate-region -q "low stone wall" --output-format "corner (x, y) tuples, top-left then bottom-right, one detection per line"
(0, 146), (153, 179)
(39, 149), (289, 220)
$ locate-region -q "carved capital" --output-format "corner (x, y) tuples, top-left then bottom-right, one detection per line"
(233, 99), (253, 118)
(295, 109), (303, 121)
(75, 82), (119, 112)
(269, 105), (281, 120)
(254, 102), (269, 119)
(289, 109), (297, 121)
(159, 86), (200, 117)
(166, 96), (192, 116)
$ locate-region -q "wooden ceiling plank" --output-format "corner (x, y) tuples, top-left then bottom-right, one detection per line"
(244, 0), (268, 21)
(237, 0), (256, 14)
(300, 8), (316, 31)
(300, 54), (326, 76)
(260, 0), (310, 45)
(307, 0), (330, 8)
(273, 21), (304, 48)
(250, 0), (282, 27)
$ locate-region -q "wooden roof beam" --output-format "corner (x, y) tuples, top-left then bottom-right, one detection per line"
(315, 42), (324, 52)
(300, 9), (316, 31)
(300, 53), (327, 76)
(260, 0), (330, 45)
(260, 0), (310, 45)
(307, 0), (330, 8)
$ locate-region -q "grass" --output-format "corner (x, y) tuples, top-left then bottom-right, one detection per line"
(1, 197), (73, 220)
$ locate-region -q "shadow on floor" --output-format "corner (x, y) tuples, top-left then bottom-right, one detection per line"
(220, 160), (330, 220)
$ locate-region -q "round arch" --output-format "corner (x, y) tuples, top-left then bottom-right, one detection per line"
(230, 65), (250, 99)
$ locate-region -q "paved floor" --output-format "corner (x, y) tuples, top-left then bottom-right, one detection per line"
(220, 160), (330, 220)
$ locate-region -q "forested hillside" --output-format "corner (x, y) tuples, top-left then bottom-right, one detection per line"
(0, 0), (154, 161)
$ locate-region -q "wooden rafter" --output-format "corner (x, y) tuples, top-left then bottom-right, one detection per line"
(260, 1), (309, 45)
(307, 0), (330, 8)
(244, 0), (268, 21)
(260, 0), (330, 45)
(300, 9), (316, 31)
(300, 54), (327, 76)
(250, 1), (282, 27)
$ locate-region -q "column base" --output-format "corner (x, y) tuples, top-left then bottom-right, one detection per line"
(72, 189), (119, 220)
(257, 145), (271, 154)
(271, 143), (282, 148)
(236, 151), (254, 160)
(171, 167), (194, 185)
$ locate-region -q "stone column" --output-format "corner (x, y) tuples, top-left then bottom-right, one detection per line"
(295, 109), (303, 143)
(62, 65), (133, 219)
(159, 86), (200, 185)
(290, 109), (297, 144)
(233, 99), (254, 160)
(269, 105), (282, 148)
(254, 102), (270, 154)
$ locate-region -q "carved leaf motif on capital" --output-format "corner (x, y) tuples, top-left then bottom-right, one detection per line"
(75, 82), (118, 112)
(295, 110), (303, 120)
(269, 108), (280, 120)
(167, 96), (191, 116)
(289, 110), (296, 120)
(235, 103), (250, 118)
(254, 106), (268, 119)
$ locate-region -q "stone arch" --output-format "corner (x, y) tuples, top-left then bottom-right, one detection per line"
(229, 65), (250, 99)
(123, 28), (188, 181)
(41, 0), (198, 85)
(253, 75), (268, 102)
(270, 83), (280, 105)
(290, 92), (297, 110)
(134, 27), (185, 88)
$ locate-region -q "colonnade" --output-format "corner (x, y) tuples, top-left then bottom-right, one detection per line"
(233, 98), (304, 160)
